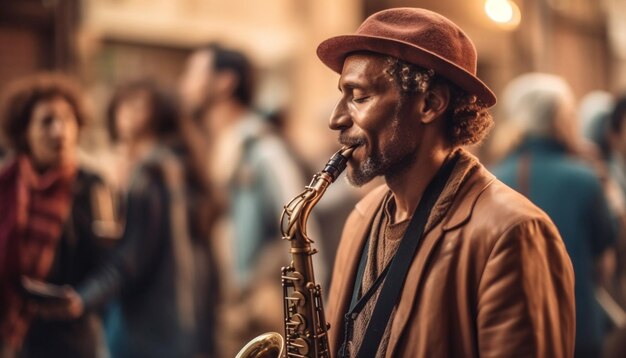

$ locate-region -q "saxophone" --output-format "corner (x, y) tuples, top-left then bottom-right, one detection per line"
(236, 146), (355, 358)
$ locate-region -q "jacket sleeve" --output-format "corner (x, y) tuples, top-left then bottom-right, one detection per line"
(476, 218), (575, 358)
(77, 169), (168, 311)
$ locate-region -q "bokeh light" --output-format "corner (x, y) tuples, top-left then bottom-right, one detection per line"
(485, 0), (521, 29)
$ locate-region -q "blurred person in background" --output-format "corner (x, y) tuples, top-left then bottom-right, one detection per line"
(580, 91), (615, 162)
(492, 73), (617, 357)
(608, 96), (626, 200)
(580, 92), (626, 302)
(603, 93), (626, 358)
(179, 42), (312, 354)
(0, 73), (116, 357)
(35, 80), (221, 358)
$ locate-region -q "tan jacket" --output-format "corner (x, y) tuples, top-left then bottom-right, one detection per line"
(326, 164), (575, 357)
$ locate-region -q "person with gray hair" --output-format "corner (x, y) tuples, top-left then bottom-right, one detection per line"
(500, 73), (579, 153)
(493, 73), (618, 357)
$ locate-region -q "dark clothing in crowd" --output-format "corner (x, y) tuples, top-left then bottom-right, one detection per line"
(0, 156), (111, 357)
(493, 136), (617, 356)
(77, 145), (219, 358)
(23, 169), (111, 358)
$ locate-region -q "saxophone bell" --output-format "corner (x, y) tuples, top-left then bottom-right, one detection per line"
(235, 332), (284, 358)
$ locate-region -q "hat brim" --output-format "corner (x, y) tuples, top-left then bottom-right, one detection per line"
(317, 35), (496, 107)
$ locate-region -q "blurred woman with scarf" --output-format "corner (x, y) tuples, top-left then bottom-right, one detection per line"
(0, 73), (116, 357)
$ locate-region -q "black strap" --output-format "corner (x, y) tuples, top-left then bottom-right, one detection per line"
(349, 240), (390, 314)
(349, 153), (459, 357)
(339, 238), (391, 357)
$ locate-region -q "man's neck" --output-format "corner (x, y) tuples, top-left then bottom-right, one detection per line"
(385, 145), (453, 223)
(205, 100), (248, 136)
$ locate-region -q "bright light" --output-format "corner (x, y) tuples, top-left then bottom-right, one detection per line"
(485, 0), (521, 29)
(485, 0), (513, 23)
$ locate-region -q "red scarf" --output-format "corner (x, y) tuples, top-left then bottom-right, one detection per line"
(0, 155), (76, 349)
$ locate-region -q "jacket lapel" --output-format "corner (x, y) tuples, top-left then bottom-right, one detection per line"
(385, 166), (495, 357)
(328, 185), (388, 352)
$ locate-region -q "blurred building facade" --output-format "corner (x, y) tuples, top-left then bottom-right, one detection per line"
(0, 0), (79, 84)
(1, 0), (625, 163)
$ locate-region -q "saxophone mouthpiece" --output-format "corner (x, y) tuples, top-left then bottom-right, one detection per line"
(323, 145), (356, 182)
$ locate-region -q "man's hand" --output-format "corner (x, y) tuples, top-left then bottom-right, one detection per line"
(33, 286), (84, 320)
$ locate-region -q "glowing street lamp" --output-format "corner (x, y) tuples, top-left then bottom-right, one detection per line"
(485, 0), (521, 29)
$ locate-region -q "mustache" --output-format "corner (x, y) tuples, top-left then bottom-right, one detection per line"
(338, 132), (366, 147)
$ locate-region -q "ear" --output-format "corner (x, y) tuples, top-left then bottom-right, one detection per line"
(418, 82), (450, 124)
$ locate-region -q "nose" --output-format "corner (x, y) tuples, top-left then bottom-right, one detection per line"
(49, 117), (65, 139)
(329, 98), (352, 131)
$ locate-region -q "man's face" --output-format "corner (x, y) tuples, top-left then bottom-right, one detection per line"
(179, 50), (215, 118)
(330, 53), (421, 186)
(26, 96), (79, 170)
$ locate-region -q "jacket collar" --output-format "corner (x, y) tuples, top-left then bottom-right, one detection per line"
(425, 149), (480, 232)
(334, 152), (496, 356)
(358, 149), (490, 232)
(440, 163), (496, 232)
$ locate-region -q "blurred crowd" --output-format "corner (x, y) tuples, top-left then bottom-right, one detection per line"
(1, 41), (626, 358)
(0, 42), (359, 358)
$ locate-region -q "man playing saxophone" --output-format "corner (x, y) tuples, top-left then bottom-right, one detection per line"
(318, 8), (575, 357)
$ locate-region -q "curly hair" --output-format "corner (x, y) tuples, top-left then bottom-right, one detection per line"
(384, 57), (493, 146)
(0, 73), (87, 152)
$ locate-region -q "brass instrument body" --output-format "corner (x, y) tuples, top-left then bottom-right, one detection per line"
(281, 171), (334, 358)
(237, 147), (353, 358)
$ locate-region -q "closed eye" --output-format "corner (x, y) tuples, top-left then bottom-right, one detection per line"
(353, 96), (370, 104)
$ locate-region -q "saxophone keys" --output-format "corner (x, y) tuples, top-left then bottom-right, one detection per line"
(284, 291), (306, 307)
(286, 271), (304, 282)
(287, 313), (306, 329)
(290, 338), (310, 356)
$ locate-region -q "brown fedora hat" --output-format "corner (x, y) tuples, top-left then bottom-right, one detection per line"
(317, 8), (497, 107)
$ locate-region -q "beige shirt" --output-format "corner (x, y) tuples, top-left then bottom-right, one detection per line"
(348, 193), (410, 357)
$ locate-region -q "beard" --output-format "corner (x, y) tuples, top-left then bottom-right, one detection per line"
(339, 112), (417, 187)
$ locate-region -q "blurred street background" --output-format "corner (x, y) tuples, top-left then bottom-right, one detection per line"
(2, 1), (626, 357)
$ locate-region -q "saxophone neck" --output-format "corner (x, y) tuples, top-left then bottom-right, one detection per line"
(280, 147), (355, 242)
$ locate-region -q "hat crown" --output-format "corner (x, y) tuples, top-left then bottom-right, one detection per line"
(316, 7), (496, 107)
(356, 8), (477, 75)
